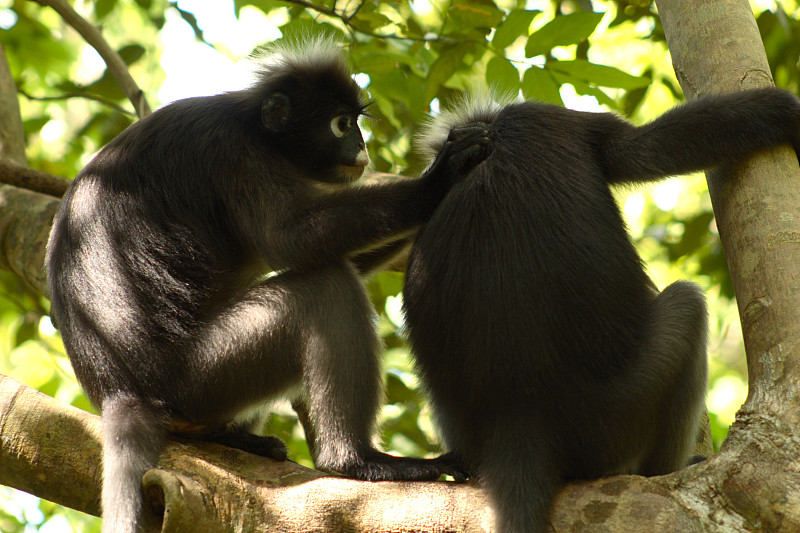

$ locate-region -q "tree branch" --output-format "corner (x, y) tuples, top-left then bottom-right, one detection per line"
(18, 88), (136, 116)
(0, 373), (741, 533)
(30, 0), (151, 118)
(0, 159), (70, 198)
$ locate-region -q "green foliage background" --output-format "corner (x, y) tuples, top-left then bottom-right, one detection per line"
(1, 0), (799, 530)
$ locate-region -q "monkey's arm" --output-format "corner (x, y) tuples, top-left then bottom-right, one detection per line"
(265, 125), (490, 271)
(350, 238), (411, 276)
(595, 88), (800, 184)
(348, 172), (413, 275)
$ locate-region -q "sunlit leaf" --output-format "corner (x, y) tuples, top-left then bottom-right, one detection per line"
(522, 66), (563, 105)
(95, 0), (116, 20)
(493, 9), (540, 50)
(486, 55), (520, 95)
(548, 59), (650, 90)
(449, 0), (504, 29)
(525, 11), (604, 57)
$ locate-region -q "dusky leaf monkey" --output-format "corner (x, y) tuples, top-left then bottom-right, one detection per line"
(46, 38), (489, 533)
(404, 88), (800, 533)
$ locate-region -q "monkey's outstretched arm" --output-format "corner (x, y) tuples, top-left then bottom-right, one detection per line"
(269, 124), (491, 271)
(595, 87), (800, 184)
(349, 237), (411, 275)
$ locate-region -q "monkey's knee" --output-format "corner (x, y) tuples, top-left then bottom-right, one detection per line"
(654, 281), (708, 336)
(636, 281), (709, 475)
(647, 281), (709, 368)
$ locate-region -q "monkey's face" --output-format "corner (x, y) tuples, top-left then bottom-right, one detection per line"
(327, 113), (369, 182)
(261, 90), (370, 184)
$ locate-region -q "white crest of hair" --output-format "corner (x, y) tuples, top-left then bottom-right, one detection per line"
(248, 34), (347, 82)
(416, 88), (513, 164)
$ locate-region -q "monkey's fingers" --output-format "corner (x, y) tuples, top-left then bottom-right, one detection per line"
(429, 451), (472, 483)
(446, 122), (491, 143)
(444, 131), (492, 181)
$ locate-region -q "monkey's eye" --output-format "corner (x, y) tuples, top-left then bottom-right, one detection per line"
(330, 115), (353, 138)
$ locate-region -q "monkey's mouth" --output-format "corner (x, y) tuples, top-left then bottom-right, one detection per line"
(339, 164), (367, 180)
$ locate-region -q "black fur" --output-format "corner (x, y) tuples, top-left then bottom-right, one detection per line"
(404, 88), (800, 533)
(46, 40), (489, 533)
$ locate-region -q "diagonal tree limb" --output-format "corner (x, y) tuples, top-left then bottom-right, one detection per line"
(30, 0), (151, 118)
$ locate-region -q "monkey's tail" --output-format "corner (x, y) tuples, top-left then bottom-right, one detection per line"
(479, 437), (560, 533)
(100, 394), (168, 533)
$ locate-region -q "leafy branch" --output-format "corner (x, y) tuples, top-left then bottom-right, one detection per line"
(29, 0), (152, 118)
(281, 0), (453, 42)
(18, 88), (136, 116)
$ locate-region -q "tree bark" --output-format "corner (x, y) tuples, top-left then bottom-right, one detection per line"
(0, 42), (27, 167)
(655, 0), (800, 531)
(0, 40), (60, 296)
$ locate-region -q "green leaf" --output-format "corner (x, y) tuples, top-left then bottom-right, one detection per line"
(278, 17), (347, 42)
(547, 59), (650, 90)
(493, 9), (540, 50)
(525, 11), (604, 57)
(95, 0), (117, 20)
(385, 372), (419, 404)
(449, 0), (504, 29)
(171, 2), (207, 44)
(353, 12), (393, 32)
(522, 66), (563, 105)
(23, 117), (51, 137)
(118, 45), (146, 66)
(551, 71), (616, 107)
(423, 42), (473, 104)
(233, 0), (283, 17)
(486, 56), (520, 95)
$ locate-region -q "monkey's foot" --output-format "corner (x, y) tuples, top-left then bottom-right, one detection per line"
(208, 432), (289, 461)
(323, 449), (470, 482)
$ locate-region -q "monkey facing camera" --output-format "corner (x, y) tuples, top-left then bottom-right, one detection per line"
(45, 39), (489, 533)
(404, 88), (800, 533)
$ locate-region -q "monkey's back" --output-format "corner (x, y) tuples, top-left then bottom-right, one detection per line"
(45, 94), (276, 408)
(404, 102), (656, 473)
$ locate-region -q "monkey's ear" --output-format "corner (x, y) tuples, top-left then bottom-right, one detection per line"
(262, 93), (290, 133)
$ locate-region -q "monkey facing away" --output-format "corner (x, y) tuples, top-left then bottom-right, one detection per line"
(403, 88), (800, 533)
(45, 39), (489, 533)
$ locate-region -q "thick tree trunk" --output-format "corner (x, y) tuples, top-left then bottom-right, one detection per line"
(655, 0), (800, 531)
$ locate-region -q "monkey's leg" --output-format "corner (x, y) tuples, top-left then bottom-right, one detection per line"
(634, 281), (709, 476)
(171, 272), (315, 460)
(179, 263), (444, 480)
(291, 262), (447, 481)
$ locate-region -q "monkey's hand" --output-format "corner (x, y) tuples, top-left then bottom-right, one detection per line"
(425, 122), (492, 188)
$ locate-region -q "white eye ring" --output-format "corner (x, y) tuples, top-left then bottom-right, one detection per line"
(331, 115), (352, 138)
